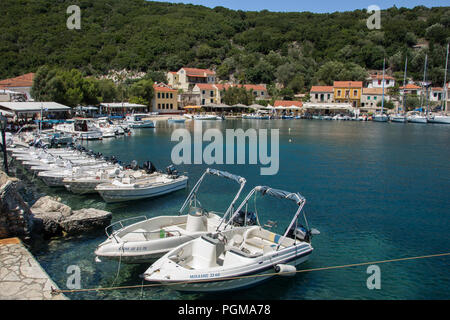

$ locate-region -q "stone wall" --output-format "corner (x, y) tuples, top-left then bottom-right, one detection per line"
(0, 171), (34, 240)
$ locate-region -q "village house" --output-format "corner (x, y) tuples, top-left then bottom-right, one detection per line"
(360, 88), (391, 113)
(0, 73), (35, 100)
(193, 83), (218, 105)
(309, 86), (334, 103)
(333, 81), (363, 108)
(167, 67), (216, 92)
(399, 83), (421, 96)
(366, 74), (395, 89)
(151, 82), (180, 114)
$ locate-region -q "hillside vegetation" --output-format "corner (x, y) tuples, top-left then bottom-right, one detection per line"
(1, 0), (450, 90)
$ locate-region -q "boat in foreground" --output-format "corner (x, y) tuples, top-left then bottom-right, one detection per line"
(94, 168), (249, 263)
(144, 185), (319, 292)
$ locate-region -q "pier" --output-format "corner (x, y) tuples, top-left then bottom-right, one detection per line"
(0, 237), (66, 300)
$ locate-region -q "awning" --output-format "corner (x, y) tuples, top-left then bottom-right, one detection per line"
(0, 102), (71, 113)
(184, 105), (202, 109)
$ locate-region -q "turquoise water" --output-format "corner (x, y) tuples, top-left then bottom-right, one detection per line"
(29, 119), (450, 300)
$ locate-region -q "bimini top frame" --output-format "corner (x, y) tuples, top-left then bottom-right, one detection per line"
(178, 168), (247, 224)
(225, 185), (308, 250)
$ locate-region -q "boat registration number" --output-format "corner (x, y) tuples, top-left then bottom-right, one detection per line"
(189, 273), (220, 279)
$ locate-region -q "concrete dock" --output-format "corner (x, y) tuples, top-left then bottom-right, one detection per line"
(0, 238), (66, 300)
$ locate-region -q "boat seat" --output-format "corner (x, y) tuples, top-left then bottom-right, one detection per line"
(121, 228), (148, 242)
(228, 247), (263, 259)
(229, 234), (244, 247)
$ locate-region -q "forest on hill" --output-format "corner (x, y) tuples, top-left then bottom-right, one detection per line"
(1, 0), (450, 92)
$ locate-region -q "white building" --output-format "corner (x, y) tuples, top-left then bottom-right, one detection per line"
(167, 67), (216, 92)
(367, 74), (395, 89)
(309, 86), (334, 103)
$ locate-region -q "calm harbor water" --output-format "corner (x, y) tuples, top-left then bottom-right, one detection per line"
(29, 119), (450, 300)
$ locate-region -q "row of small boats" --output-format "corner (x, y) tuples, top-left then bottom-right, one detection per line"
(8, 138), (188, 203)
(373, 113), (450, 123)
(54, 115), (155, 141)
(94, 168), (319, 292)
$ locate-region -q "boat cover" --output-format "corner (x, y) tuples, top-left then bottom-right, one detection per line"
(206, 168), (246, 185)
(255, 186), (305, 205)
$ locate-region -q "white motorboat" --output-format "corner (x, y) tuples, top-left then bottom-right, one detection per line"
(94, 168), (248, 263)
(390, 115), (407, 123)
(144, 185), (319, 292)
(373, 114), (389, 122)
(63, 162), (157, 195)
(428, 115), (450, 124)
(193, 114), (220, 120)
(407, 114), (427, 123)
(125, 114), (155, 128)
(55, 119), (103, 140)
(37, 162), (111, 187)
(95, 165), (187, 203)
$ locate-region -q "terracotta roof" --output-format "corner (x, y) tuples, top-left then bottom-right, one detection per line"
(333, 81), (363, 88)
(0, 73), (35, 88)
(274, 100), (303, 107)
(242, 84), (267, 91)
(215, 84), (232, 91)
(370, 74), (395, 80)
(195, 83), (216, 90)
(362, 88), (384, 95)
(400, 83), (421, 90)
(310, 86), (334, 93)
(153, 83), (177, 92)
(182, 67), (215, 77)
(431, 87), (443, 91)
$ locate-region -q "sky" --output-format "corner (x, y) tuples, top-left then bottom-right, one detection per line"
(148, 0), (448, 13)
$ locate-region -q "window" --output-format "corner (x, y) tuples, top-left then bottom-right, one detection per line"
(202, 90), (206, 95)
(157, 93), (161, 99)
(315, 94), (318, 99)
(327, 94), (330, 100)
(202, 99), (205, 105)
(163, 93), (166, 99)
(170, 104), (173, 109)
(353, 90), (357, 96)
(337, 90), (341, 96)
(210, 99), (213, 103)
(210, 91), (214, 97)
(368, 96), (370, 100)
(158, 103), (161, 109)
(386, 80), (390, 85)
(374, 96), (377, 100)
(261, 91), (265, 96)
(378, 80), (381, 85)
(170, 93), (173, 99)
(345, 90), (349, 97)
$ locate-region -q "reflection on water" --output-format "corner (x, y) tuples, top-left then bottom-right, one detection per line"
(30, 119), (450, 299)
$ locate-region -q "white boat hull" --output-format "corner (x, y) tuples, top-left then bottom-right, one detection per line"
(96, 176), (188, 203)
(428, 116), (450, 124)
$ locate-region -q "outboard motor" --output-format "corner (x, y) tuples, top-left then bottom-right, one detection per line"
(143, 161), (157, 174)
(231, 210), (258, 227)
(286, 224), (310, 242)
(166, 165), (179, 178)
(130, 160), (139, 171)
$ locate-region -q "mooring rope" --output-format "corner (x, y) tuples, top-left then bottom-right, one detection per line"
(51, 252), (450, 295)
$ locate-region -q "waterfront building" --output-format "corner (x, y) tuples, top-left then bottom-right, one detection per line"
(309, 86), (334, 103)
(333, 81), (363, 108)
(193, 83), (218, 105)
(100, 102), (148, 115)
(360, 88), (391, 113)
(0, 101), (71, 119)
(152, 82), (180, 114)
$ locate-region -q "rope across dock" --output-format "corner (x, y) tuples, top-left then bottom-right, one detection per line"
(51, 252), (450, 295)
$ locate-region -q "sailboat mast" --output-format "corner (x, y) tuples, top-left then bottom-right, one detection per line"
(381, 57), (385, 114)
(421, 54), (428, 114)
(402, 56), (408, 113)
(443, 43), (449, 113)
